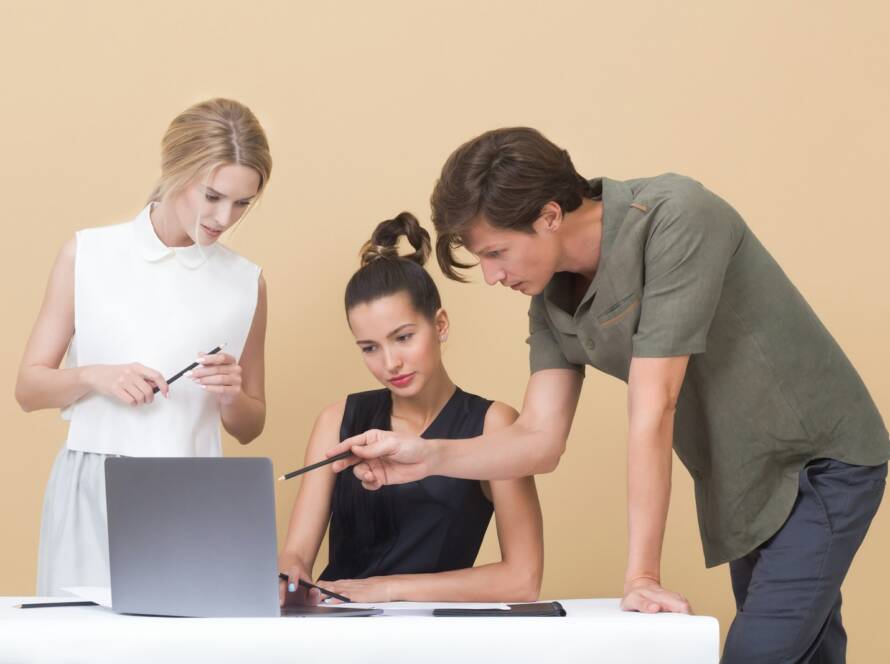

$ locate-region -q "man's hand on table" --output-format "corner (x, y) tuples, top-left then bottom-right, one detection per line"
(621, 577), (694, 614)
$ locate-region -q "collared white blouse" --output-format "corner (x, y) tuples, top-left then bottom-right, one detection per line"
(63, 205), (261, 457)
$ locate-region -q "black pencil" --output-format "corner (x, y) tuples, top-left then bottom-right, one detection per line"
(277, 451), (353, 481)
(278, 572), (352, 603)
(152, 343), (226, 394)
(16, 600), (98, 609)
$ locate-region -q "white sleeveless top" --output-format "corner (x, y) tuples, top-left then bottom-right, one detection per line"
(63, 205), (261, 457)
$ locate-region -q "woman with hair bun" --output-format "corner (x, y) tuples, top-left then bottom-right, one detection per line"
(15, 98), (272, 596)
(278, 212), (543, 605)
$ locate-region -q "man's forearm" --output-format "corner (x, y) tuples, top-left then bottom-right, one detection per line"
(433, 419), (563, 481)
(431, 370), (583, 481)
(624, 411), (674, 587)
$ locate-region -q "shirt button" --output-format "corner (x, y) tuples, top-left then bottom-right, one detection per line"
(584, 339), (595, 350)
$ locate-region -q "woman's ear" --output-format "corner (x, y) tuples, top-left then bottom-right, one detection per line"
(435, 308), (450, 342)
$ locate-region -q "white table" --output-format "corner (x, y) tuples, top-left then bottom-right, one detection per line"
(0, 597), (719, 663)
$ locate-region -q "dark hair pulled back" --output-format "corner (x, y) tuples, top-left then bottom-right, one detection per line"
(344, 212), (442, 320)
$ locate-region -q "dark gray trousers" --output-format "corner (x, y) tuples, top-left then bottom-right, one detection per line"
(722, 458), (887, 663)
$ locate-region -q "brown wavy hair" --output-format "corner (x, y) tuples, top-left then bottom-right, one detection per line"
(430, 127), (593, 281)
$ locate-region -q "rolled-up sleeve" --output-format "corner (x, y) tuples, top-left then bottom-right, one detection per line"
(527, 296), (585, 375)
(632, 183), (741, 357)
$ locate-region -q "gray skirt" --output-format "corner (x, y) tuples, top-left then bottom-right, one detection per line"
(36, 446), (112, 596)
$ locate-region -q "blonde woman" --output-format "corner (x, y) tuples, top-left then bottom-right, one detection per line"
(15, 98), (272, 596)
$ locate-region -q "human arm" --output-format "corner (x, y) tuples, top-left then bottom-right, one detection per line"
(190, 274), (267, 444)
(327, 367), (583, 488)
(277, 400), (346, 606)
(318, 402), (545, 603)
(15, 236), (169, 411)
(620, 179), (739, 614)
(619, 355), (692, 614)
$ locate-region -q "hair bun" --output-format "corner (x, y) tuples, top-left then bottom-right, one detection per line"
(360, 212), (431, 268)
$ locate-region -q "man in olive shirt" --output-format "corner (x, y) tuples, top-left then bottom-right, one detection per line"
(331, 128), (889, 662)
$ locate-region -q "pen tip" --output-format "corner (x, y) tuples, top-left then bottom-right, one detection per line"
(277, 476), (284, 481)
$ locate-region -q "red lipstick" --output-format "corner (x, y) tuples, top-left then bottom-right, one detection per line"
(389, 373), (415, 388)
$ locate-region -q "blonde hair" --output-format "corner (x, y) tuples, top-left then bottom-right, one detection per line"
(148, 98), (272, 204)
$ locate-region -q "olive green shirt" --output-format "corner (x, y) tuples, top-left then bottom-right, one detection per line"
(528, 173), (890, 567)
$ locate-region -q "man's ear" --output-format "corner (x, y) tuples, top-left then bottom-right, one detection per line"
(539, 201), (564, 232)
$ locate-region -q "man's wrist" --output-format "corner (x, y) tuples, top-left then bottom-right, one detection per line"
(624, 573), (661, 592)
(425, 438), (447, 478)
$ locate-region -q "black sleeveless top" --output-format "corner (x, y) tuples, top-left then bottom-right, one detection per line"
(319, 387), (494, 581)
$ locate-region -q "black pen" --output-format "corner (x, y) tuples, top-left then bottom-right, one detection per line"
(16, 600), (98, 609)
(278, 572), (352, 603)
(153, 343), (226, 394)
(277, 451), (353, 481)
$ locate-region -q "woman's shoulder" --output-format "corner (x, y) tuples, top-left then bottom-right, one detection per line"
(315, 398), (348, 429)
(75, 218), (134, 243)
(303, 399), (349, 458)
(77, 205), (151, 235)
(316, 389), (389, 427)
(449, 388), (516, 431)
(343, 388), (391, 411)
(481, 399), (519, 432)
(67, 221), (134, 266)
(337, 389), (392, 439)
(213, 242), (262, 274)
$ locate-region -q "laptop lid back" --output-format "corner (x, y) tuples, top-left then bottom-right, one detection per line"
(106, 457), (279, 617)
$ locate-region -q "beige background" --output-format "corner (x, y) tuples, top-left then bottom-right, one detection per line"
(2, 0), (888, 658)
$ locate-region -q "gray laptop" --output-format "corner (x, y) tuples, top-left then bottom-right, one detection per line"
(105, 457), (380, 618)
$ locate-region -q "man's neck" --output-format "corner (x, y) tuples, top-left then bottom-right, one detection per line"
(557, 197), (603, 281)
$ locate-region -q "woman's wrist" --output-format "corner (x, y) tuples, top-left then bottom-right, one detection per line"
(218, 386), (245, 413)
(77, 365), (96, 392)
(278, 549), (309, 574)
(384, 575), (405, 602)
(220, 388), (263, 424)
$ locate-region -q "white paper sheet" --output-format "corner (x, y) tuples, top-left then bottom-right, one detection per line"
(61, 586), (112, 608)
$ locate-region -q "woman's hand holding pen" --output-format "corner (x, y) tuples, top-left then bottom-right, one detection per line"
(278, 555), (321, 607)
(326, 429), (435, 490)
(188, 351), (242, 405)
(81, 363), (169, 405)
